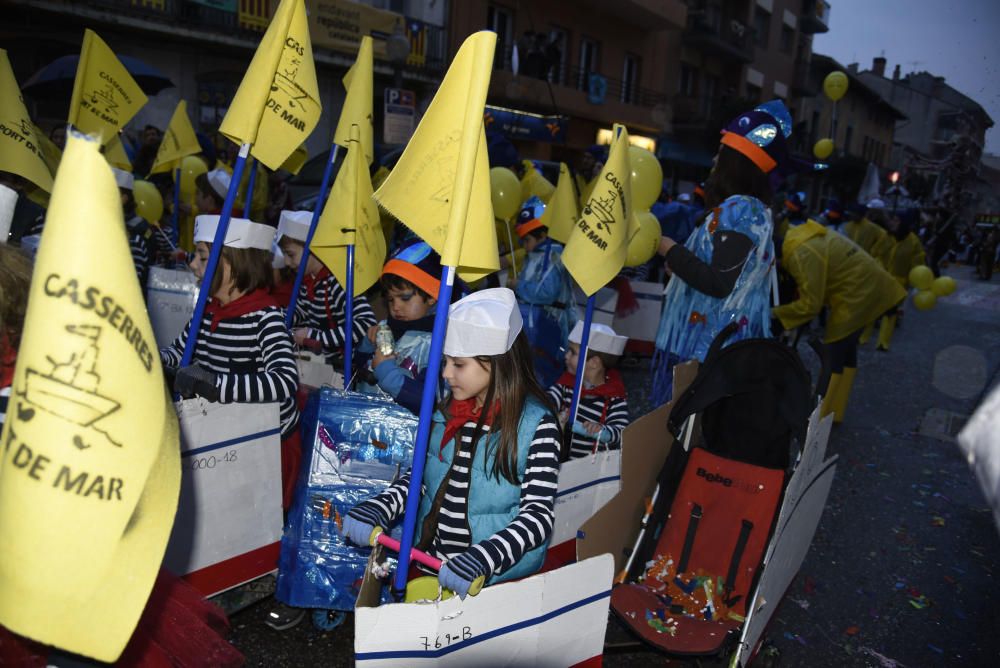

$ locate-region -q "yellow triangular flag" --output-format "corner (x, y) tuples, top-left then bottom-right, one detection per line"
(333, 36), (374, 165)
(219, 0), (321, 170)
(563, 124), (636, 295)
(150, 100), (200, 175)
(0, 132), (180, 662)
(312, 126), (385, 296)
(279, 143), (309, 174)
(0, 50), (54, 193)
(32, 123), (63, 176)
(104, 133), (132, 170)
(520, 159), (555, 203)
(540, 162), (579, 244)
(374, 32), (499, 282)
(68, 30), (148, 145)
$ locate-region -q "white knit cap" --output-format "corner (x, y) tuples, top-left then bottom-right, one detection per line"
(276, 209), (312, 243)
(111, 167), (134, 191)
(206, 169), (231, 199)
(443, 288), (523, 357)
(569, 321), (627, 356)
(194, 214), (274, 251)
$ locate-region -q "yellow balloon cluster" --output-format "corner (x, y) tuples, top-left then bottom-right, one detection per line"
(908, 265), (934, 290)
(490, 167), (521, 221)
(625, 210), (660, 267)
(133, 180), (163, 224)
(909, 268), (958, 311)
(628, 146), (663, 211)
(931, 276), (956, 297)
(813, 138), (834, 160)
(913, 290), (937, 311)
(823, 71), (849, 101)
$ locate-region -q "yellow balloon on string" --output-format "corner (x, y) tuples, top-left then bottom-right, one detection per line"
(823, 71), (849, 101)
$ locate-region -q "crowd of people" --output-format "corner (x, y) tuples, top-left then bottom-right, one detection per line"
(0, 94), (953, 655)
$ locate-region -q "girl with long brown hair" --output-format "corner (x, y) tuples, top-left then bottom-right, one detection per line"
(343, 288), (562, 598)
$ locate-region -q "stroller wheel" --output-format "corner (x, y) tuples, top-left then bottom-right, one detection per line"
(311, 609), (346, 632)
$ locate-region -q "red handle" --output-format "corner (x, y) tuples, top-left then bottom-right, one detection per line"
(375, 532), (443, 571)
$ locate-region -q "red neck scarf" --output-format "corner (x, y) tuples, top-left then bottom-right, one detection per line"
(301, 266), (331, 300)
(556, 368), (626, 399)
(204, 288), (280, 331)
(440, 398), (500, 460)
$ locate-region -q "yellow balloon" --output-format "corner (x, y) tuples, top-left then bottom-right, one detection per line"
(913, 290), (937, 311)
(178, 155), (208, 201)
(628, 145), (663, 211)
(823, 71), (849, 101)
(813, 138), (834, 160)
(931, 275), (956, 297)
(490, 167), (521, 221)
(908, 265), (934, 290)
(625, 210), (661, 267)
(133, 179), (163, 224)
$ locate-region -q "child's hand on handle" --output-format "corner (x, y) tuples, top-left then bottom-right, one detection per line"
(341, 514), (377, 547)
(571, 420), (612, 443)
(439, 551), (487, 600)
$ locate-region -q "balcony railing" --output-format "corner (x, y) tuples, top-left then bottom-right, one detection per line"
(799, 0), (831, 34)
(682, 11), (754, 63)
(49, 0), (447, 71)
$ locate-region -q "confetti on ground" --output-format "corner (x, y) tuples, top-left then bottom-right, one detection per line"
(789, 597), (810, 610)
(931, 516), (946, 527)
(861, 646), (908, 667)
(845, 625), (860, 636)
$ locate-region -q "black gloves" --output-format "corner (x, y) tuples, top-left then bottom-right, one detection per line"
(174, 365), (220, 402)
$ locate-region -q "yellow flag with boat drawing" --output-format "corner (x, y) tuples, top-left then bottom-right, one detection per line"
(373, 31), (499, 282)
(0, 132), (180, 663)
(540, 162), (580, 244)
(150, 100), (200, 175)
(311, 125), (385, 296)
(0, 50), (54, 193)
(219, 0), (321, 170)
(562, 124), (637, 295)
(68, 29), (148, 144)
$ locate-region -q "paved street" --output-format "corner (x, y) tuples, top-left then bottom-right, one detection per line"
(229, 265), (1000, 666)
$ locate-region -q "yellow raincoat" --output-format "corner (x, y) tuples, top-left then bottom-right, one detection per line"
(883, 232), (926, 285)
(774, 221), (906, 343)
(843, 217), (891, 265)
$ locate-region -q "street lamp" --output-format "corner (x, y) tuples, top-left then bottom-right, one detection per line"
(386, 24), (410, 89)
(889, 170), (901, 213)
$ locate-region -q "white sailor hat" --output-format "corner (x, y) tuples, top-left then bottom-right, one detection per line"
(569, 321), (627, 356)
(111, 167), (134, 191)
(276, 209), (312, 243)
(194, 214), (274, 251)
(206, 169), (231, 199)
(443, 288), (523, 357)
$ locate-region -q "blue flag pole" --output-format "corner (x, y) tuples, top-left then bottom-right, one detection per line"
(285, 143), (340, 329)
(344, 243), (355, 384)
(172, 166), (181, 247)
(392, 264), (455, 595)
(244, 157), (258, 217)
(567, 294), (596, 429)
(179, 142), (252, 368)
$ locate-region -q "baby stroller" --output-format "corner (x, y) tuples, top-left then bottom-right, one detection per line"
(609, 324), (838, 664)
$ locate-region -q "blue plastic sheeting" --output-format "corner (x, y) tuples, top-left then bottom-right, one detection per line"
(276, 389), (417, 611)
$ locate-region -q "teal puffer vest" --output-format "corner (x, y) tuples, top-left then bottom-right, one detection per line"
(416, 396), (552, 583)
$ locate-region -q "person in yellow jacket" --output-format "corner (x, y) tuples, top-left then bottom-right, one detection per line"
(877, 208), (927, 351)
(843, 200), (892, 265)
(773, 220), (906, 423)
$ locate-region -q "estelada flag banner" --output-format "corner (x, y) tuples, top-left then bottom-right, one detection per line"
(563, 124), (636, 296)
(312, 125), (385, 296)
(219, 0), (321, 170)
(150, 100), (200, 175)
(333, 36), (374, 165)
(374, 31), (499, 282)
(68, 30), (148, 145)
(541, 162), (579, 244)
(0, 49), (54, 193)
(0, 132), (180, 663)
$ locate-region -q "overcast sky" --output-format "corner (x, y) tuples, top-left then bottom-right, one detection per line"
(813, 0), (1000, 155)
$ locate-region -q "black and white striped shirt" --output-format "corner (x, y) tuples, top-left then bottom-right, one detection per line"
(548, 382), (630, 459)
(350, 414), (561, 579)
(293, 271), (376, 357)
(160, 305), (300, 438)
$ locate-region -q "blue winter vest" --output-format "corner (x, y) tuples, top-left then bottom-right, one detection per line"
(416, 397), (552, 583)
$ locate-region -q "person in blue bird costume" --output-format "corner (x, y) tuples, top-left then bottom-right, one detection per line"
(650, 100), (818, 406)
(513, 196), (578, 388)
